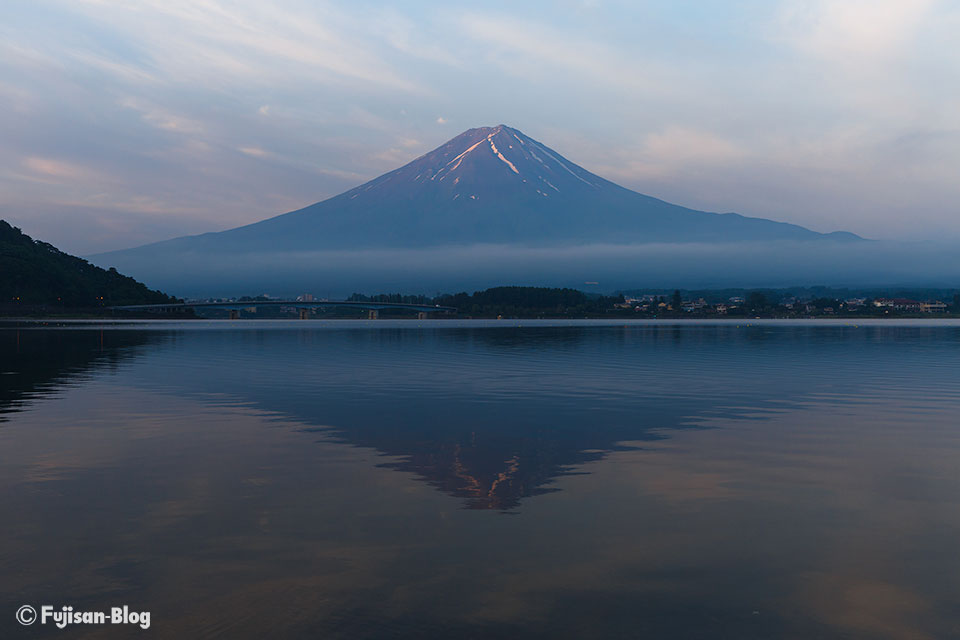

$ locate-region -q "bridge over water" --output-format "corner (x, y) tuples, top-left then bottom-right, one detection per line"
(110, 300), (458, 319)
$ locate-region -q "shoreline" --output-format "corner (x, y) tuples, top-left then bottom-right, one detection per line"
(4, 317), (960, 329)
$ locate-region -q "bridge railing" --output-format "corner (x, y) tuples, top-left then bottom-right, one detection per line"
(109, 300), (458, 315)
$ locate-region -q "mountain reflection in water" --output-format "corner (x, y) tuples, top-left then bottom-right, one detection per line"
(112, 324), (957, 511)
(2, 321), (960, 639)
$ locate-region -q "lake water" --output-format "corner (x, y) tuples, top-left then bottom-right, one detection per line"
(2, 320), (960, 639)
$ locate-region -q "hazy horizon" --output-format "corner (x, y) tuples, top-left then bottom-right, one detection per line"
(86, 240), (960, 299)
(3, 1), (960, 255)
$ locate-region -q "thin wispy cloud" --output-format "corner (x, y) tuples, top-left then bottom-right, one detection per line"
(68, 0), (425, 91)
(22, 157), (89, 181)
(120, 98), (205, 134)
(237, 146), (271, 158)
(454, 12), (665, 93)
(775, 0), (939, 60)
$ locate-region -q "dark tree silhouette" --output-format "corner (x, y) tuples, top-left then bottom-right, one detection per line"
(1, 220), (178, 310)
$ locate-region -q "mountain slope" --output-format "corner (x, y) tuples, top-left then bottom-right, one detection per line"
(0, 220), (178, 309)
(95, 125), (860, 260)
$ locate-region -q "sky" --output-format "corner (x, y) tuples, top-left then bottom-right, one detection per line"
(1, 0), (958, 255)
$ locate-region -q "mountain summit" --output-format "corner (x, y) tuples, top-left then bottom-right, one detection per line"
(346, 124), (614, 206)
(96, 124), (859, 260)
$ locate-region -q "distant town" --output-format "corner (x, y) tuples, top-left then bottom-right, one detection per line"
(615, 293), (953, 316)
(176, 287), (960, 320)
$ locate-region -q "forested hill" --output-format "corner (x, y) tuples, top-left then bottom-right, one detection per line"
(1, 220), (178, 309)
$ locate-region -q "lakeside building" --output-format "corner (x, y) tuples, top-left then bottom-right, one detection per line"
(874, 298), (923, 312)
(920, 301), (948, 313)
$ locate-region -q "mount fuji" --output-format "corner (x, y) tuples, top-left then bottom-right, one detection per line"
(90, 125), (869, 294)
(97, 125), (858, 254)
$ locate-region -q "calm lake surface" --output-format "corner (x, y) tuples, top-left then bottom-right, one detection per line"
(2, 320), (960, 639)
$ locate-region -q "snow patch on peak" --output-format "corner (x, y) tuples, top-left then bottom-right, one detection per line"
(541, 177), (560, 192)
(529, 139), (597, 187)
(432, 138), (484, 180)
(488, 137), (520, 175)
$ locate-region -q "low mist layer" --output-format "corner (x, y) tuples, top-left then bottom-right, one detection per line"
(89, 240), (960, 299)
